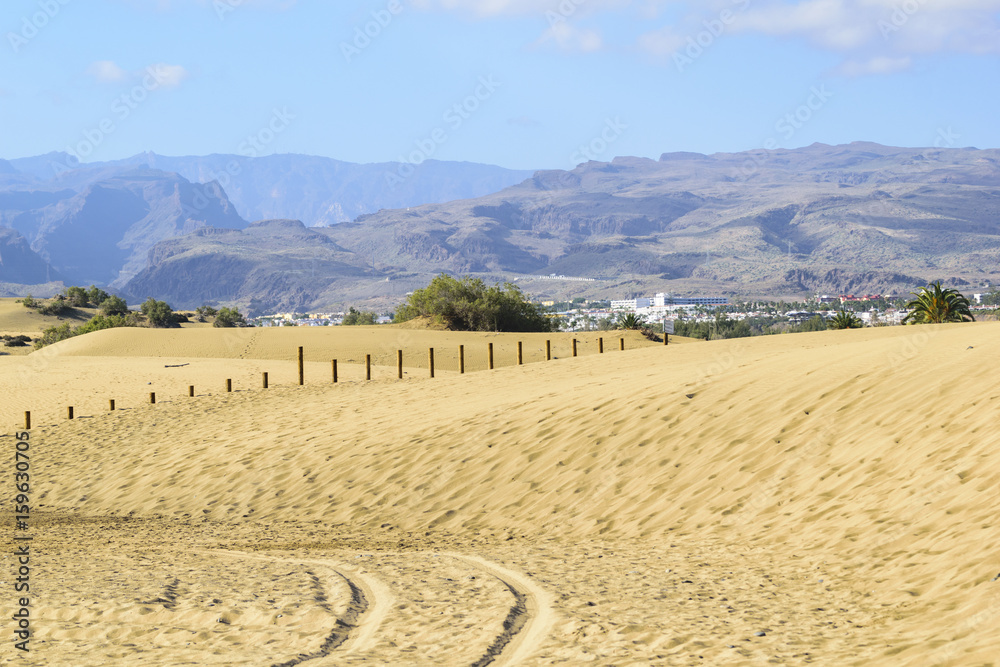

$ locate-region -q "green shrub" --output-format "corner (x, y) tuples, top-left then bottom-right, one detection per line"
(394, 274), (551, 332)
(22, 295), (38, 309)
(86, 285), (110, 306)
(34, 323), (74, 349)
(63, 286), (90, 307)
(75, 314), (137, 336)
(99, 295), (129, 317)
(342, 307), (377, 326)
(196, 305), (218, 322)
(141, 298), (177, 328)
(38, 297), (69, 316)
(213, 306), (246, 328)
(2, 335), (31, 347)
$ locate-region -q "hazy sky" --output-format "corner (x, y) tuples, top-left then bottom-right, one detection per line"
(2, 0), (998, 170)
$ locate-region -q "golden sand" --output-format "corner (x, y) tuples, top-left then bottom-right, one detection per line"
(1, 323), (998, 665)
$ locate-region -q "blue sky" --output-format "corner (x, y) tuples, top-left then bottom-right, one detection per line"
(2, 0), (998, 170)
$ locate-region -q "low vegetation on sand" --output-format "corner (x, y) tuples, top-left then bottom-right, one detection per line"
(342, 307), (377, 326)
(393, 274), (553, 332)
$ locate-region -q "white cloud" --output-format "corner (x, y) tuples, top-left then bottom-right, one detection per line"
(635, 25), (687, 58)
(627, 0), (1000, 74)
(147, 63), (189, 88)
(409, 0), (657, 18)
(538, 21), (605, 51)
(732, 0), (1000, 53)
(86, 60), (128, 83)
(119, 0), (297, 9)
(84, 61), (190, 88)
(835, 55), (912, 76)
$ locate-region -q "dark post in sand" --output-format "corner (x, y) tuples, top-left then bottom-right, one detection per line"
(517, 341), (523, 365)
(546, 340), (551, 361)
(459, 345), (465, 374)
(397, 350), (403, 379)
(332, 360), (338, 384)
(109, 399), (115, 411)
(366, 354), (372, 381)
(262, 372), (268, 389)
(429, 348), (435, 378)
(488, 342), (494, 370)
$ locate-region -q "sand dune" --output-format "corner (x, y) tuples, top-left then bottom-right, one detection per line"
(1, 322), (998, 665)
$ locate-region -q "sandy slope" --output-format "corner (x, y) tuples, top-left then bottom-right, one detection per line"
(1, 323), (998, 665)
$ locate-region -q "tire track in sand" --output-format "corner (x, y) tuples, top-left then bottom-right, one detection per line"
(201, 549), (391, 664)
(448, 553), (555, 667)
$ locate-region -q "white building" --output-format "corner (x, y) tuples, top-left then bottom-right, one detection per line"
(611, 298), (651, 311)
(654, 293), (729, 307)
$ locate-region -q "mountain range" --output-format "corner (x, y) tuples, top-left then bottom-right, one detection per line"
(0, 152), (532, 290)
(2, 143), (999, 312)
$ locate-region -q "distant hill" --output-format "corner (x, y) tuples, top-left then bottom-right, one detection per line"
(3, 168), (245, 288)
(100, 153), (536, 226)
(0, 151), (535, 291)
(5, 143), (1000, 309)
(322, 142), (1000, 298)
(123, 219), (371, 312)
(0, 227), (59, 285)
(6, 152), (534, 226)
(124, 143), (1000, 311)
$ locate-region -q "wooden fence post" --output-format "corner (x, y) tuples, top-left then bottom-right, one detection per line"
(366, 354), (371, 381)
(620, 337), (625, 351)
(488, 343), (494, 370)
(332, 360), (338, 384)
(664, 333), (668, 346)
(67, 406), (74, 420)
(24, 411), (31, 430)
(397, 350), (403, 379)
(546, 340), (551, 361)
(150, 392), (156, 405)
(298, 346), (304, 385)
(459, 345), (465, 374)
(109, 399), (115, 411)
(517, 341), (523, 365)
(599, 337), (604, 354)
(226, 379), (232, 393)
(429, 348), (435, 378)
(189, 386), (195, 397)
(262, 372), (269, 389)
(572, 339), (578, 357)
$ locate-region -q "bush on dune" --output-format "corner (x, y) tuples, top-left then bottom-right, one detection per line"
(213, 306), (247, 328)
(394, 274), (552, 332)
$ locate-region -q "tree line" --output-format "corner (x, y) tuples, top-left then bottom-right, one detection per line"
(22, 287), (248, 349)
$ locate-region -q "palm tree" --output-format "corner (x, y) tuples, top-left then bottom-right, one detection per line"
(901, 282), (975, 324)
(827, 310), (863, 330)
(614, 313), (646, 330)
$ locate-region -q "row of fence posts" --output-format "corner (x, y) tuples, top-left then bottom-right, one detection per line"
(22, 334), (663, 429)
